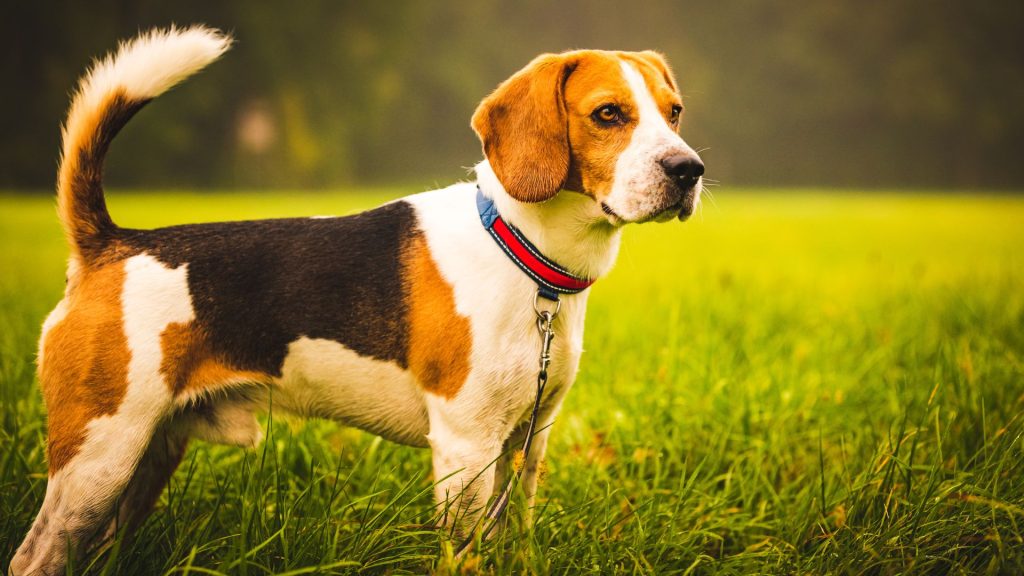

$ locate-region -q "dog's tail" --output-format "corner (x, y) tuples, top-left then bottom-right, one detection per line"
(57, 25), (231, 261)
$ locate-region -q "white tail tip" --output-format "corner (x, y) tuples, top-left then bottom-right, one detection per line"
(78, 25), (232, 105)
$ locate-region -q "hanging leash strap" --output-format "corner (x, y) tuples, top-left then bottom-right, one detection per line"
(454, 294), (559, 556)
(454, 187), (593, 555)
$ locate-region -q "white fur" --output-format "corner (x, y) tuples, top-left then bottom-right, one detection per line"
(273, 337), (429, 446)
(69, 254), (191, 516)
(267, 179), (599, 522)
(19, 173), (603, 572)
(122, 254), (194, 407)
(479, 161), (622, 280)
(605, 61), (702, 222)
(36, 298), (70, 368)
(187, 399), (264, 448)
(75, 26), (230, 105)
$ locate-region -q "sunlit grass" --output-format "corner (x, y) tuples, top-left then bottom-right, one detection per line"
(1, 188), (1022, 574)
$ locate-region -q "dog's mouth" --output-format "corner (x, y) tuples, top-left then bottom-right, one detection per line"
(601, 202), (625, 225)
(663, 181), (702, 222)
(601, 183), (700, 225)
(676, 187), (699, 221)
(644, 193), (700, 224)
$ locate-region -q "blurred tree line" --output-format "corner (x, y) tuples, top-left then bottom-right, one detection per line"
(3, 0), (1022, 190)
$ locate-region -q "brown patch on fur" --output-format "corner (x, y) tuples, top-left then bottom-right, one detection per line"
(40, 262), (130, 473)
(58, 89), (148, 263)
(160, 321), (271, 394)
(623, 51), (679, 93)
(471, 53), (578, 203)
(404, 236), (472, 398)
(620, 52), (684, 128)
(562, 52), (640, 200)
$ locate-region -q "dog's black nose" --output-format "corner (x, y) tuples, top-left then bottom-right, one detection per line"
(660, 154), (705, 189)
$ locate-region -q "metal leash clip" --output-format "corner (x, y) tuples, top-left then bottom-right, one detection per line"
(533, 292), (560, 382)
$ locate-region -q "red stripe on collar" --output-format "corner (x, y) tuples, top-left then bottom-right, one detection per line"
(477, 186), (595, 299)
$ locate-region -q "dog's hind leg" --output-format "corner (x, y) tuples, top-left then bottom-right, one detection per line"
(9, 403), (172, 576)
(12, 256), (195, 575)
(104, 423), (190, 540)
(102, 394), (266, 541)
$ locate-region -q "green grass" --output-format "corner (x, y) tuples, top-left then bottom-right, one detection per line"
(1, 188), (1023, 575)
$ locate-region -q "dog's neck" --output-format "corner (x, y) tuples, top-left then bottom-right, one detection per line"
(475, 161), (622, 280)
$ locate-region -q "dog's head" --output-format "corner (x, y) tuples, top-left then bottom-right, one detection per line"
(472, 50), (703, 225)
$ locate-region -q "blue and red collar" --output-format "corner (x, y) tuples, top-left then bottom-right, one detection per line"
(476, 186), (595, 301)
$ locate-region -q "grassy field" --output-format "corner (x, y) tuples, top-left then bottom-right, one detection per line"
(1, 188), (1022, 575)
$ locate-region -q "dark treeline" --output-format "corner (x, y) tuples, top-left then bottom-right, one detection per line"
(4, 1), (1022, 190)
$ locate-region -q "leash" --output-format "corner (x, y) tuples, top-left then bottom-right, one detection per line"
(453, 188), (594, 556)
(453, 292), (559, 556)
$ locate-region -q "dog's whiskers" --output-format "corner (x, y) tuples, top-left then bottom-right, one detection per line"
(699, 181), (720, 213)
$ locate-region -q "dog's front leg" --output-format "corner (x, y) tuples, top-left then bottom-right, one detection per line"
(425, 400), (505, 536)
(494, 393), (567, 530)
(511, 420), (551, 526)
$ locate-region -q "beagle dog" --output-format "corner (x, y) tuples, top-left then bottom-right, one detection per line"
(11, 26), (703, 574)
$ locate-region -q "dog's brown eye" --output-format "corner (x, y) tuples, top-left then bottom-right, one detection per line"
(593, 104), (622, 125)
(670, 105), (682, 124)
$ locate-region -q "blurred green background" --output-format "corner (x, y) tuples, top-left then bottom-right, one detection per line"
(3, 0), (1023, 191)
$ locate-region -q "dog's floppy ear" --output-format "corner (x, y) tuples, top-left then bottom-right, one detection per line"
(471, 53), (577, 203)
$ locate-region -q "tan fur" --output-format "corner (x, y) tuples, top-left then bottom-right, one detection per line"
(562, 53), (641, 201)
(471, 54), (577, 203)
(56, 90), (135, 264)
(620, 52), (683, 121)
(160, 322), (272, 394)
(17, 34), (697, 574)
(39, 262), (130, 473)
(405, 236), (472, 398)
(624, 51), (679, 93)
